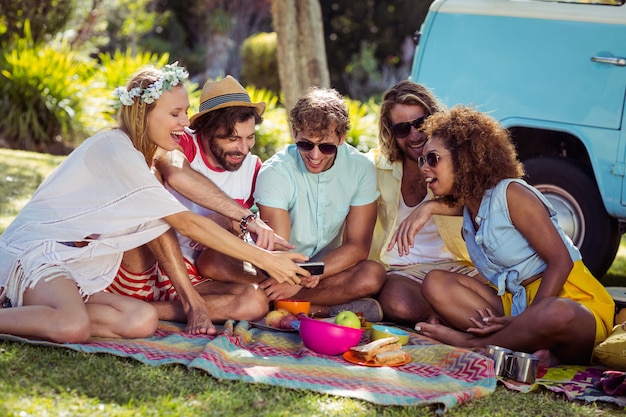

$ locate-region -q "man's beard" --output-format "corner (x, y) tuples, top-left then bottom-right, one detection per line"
(210, 140), (245, 171)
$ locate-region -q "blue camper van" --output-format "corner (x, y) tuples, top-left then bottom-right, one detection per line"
(410, 0), (626, 277)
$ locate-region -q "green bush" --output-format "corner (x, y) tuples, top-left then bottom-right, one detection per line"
(345, 97), (380, 152)
(240, 32), (280, 94)
(248, 86), (290, 161)
(0, 22), (93, 152)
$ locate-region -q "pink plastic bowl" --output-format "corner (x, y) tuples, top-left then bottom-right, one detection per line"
(299, 316), (364, 356)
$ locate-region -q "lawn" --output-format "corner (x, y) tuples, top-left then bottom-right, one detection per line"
(0, 148), (625, 416)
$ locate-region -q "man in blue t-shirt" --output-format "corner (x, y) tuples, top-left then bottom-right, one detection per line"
(252, 87), (386, 321)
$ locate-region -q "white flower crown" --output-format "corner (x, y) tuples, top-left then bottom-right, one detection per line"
(113, 62), (189, 106)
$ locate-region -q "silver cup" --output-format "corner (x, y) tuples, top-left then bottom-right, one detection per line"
(506, 351), (539, 384)
(485, 345), (513, 377)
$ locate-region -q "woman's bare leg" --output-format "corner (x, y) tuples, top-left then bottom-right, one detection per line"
(0, 277), (91, 343)
(421, 270), (504, 330)
(86, 291), (158, 339)
(417, 297), (596, 364)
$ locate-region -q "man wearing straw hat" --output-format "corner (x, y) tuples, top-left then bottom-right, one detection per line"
(201, 87), (388, 322)
(110, 75), (297, 333)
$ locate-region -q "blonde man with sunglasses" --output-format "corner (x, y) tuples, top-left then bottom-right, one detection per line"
(250, 87), (387, 322)
(367, 81), (476, 326)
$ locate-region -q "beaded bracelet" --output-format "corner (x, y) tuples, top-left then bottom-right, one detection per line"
(238, 213), (257, 238)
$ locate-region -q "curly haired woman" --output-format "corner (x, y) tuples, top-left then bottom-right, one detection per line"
(393, 105), (614, 366)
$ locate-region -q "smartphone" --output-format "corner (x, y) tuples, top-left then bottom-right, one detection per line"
(297, 261), (325, 276)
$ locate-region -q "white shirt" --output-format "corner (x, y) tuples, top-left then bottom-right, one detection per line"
(0, 129), (187, 304)
(165, 130), (261, 259)
(382, 195), (455, 266)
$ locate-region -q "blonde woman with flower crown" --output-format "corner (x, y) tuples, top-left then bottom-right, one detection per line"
(0, 63), (309, 343)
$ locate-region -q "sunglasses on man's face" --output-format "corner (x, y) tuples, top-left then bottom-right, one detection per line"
(418, 151), (445, 169)
(391, 116), (427, 139)
(295, 140), (338, 155)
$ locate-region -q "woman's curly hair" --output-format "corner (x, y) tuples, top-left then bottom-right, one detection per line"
(289, 87), (350, 139)
(378, 80), (443, 163)
(423, 105), (524, 206)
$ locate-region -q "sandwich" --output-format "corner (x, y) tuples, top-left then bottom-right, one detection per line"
(374, 349), (408, 365)
(349, 336), (405, 363)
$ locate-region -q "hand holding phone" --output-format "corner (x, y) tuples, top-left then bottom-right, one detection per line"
(297, 261), (325, 276)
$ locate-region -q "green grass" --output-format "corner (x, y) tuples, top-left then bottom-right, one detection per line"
(0, 147), (625, 416)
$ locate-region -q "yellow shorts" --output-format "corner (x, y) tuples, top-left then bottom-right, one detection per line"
(498, 260), (615, 346)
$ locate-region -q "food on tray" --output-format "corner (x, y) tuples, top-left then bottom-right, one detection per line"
(264, 308), (298, 330)
(373, 349), (408, 365)
(349, 336), (404, 364)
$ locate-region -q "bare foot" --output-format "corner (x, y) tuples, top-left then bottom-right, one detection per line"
(416, 321), (481, 348)
(533, 349), (560, 368)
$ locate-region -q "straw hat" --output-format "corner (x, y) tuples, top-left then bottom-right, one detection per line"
(189, 75), (266, 124)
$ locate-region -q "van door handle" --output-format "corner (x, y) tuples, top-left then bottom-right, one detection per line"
(591, 56), (626, 66)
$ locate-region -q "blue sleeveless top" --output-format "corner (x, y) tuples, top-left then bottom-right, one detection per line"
(462, 178), (581, 316)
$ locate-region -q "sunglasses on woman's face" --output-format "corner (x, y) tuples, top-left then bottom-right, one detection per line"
(295, 140), (338, 155)
(391, 116), (426, 139)
(418, 151), (445, 169)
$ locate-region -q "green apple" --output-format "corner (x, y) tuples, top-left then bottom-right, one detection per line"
(335, 310), (361, 329)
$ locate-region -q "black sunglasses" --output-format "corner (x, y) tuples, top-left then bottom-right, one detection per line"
(391, 116), (427, 139)
(295, 140), (338, 155)
(418, 152), (445, 169)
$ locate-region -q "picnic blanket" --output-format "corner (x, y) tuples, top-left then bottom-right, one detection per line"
(0, 321), (495, 411)
(500, 364), (626, 407)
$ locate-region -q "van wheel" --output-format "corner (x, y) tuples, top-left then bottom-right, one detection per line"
(523, 157), (620, 279)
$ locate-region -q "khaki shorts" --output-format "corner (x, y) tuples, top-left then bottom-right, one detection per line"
(387, 260), (478, 285)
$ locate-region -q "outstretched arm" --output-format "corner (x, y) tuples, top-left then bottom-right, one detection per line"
(164, 210), (309, 286)
(154, 149), (293, 251)
(390, 199), (462, 255)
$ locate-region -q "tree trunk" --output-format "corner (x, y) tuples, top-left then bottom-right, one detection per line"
(271, 0), (330, 123)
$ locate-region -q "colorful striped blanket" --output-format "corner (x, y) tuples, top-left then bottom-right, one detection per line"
(0, 321), (495, 410)
(501, 364), (626, 407)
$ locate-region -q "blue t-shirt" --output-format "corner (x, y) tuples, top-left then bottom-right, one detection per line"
(463, 178), (581, 316)
(254, 143), (379, 258)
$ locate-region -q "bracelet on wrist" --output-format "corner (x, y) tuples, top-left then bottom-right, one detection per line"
(238, 213), (257, 238)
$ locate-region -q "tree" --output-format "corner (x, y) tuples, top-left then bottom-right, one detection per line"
(320, 0), (433, 97)
(271, 0), (330, 116)
(0, 0), (76, 44)
(161, 0), (273, 81)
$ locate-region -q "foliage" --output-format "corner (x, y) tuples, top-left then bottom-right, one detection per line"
(240, 32), (280, 94)
(248, 86), (290, 161)
(0, 21), (93, 152)
(345, 97), (380, 152)
(320, 0), (434, 95)
(160, 0), (273, 79)
(97, 0), (165, 56)
(342, 41), (409, 101)
(0, 0), (76, 45)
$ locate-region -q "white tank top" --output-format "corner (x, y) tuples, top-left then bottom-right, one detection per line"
(382, 195), (455, 266)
